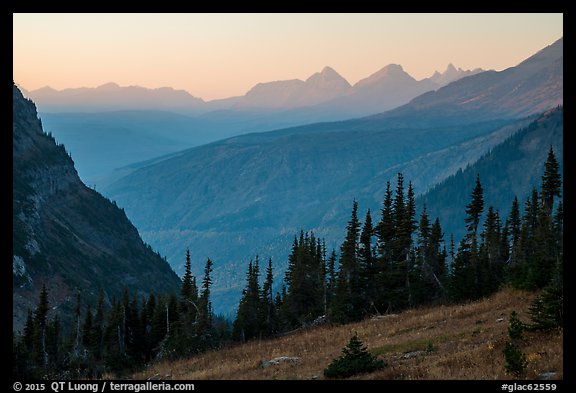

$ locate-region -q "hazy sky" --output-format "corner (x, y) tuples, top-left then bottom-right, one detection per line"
(13, 13), (563, 101)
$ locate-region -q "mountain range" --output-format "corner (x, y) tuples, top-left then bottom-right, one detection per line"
(23, 63), (482, 115)
(102, 37), (563, 316)
(20, 63), (483, 188)
(12, 85), (182, 332)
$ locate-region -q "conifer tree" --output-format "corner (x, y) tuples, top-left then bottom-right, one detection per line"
(324, 333), (385, 378)
(93, 290), (105, 360)
(282, 232), (325, 327)
(180, 249), (199, 321)
(33, 284), (50, 368)
(465, 174), (484, 237)
(374, 181), (394, 314)
(359, 209), (375, 311)
(509, 196), (521, 252)
(261, 257), (277, 335)
(450, 175), (484, 301)
(331, 200), (362, 323)
(198, 258), (214, 333)
(82, 305), (94, 350)
(233, 258), (262, 341)
(325, 249), (337, 310)
(541, 146), (561, 213)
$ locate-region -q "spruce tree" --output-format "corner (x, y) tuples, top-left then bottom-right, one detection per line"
(324, 333), (385, 378)
(509, 196), (521, 252)
(82, 305), (94, 350)
(33, 284), (50, 368)
(198, 258), (214, 336)
(374, 181), (394, 314)
(389, 173), (413, 310)
(541, 146), (561, 213)
(359, 209), (375, 312)
(93, 290), (105, 360)
(465, 174), (484, 237)
(282, 232), (325, 328)
(325, 249), (337, 310)
(233, 259), (262, 341)
(261, 257), (277, 335)
(451, 175), (484, 301)
(331, 200), (362, 323)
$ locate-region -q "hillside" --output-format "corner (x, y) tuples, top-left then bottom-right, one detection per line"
(419, 106), (563, 243)
(380, 38), (562, 122)
(12, 85), (182, 332)
(132, 287), (563, 380)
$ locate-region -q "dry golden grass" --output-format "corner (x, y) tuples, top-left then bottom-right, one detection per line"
(132, 287), (562, 380)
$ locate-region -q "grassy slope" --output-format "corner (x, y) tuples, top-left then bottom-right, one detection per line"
(132, 287), (562, 380)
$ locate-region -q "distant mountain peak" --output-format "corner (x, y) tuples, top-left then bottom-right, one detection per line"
(97, 82), (121, 90)
(306, 66), (351, 88)
(426, 64), (485, 87)
(321, 65), (338, 75)
(352, 64), (415, 89)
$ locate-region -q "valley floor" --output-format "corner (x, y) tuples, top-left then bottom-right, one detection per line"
(131, 287), (562, 380)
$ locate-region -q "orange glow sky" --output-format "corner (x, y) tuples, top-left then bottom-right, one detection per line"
(13, 13), (563, 101)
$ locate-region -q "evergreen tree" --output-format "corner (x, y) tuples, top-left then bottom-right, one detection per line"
(233, 258), (262, 341)
(553, 201), (563, 252)
(503, 341), (527, 377)
(415, 210), (447, 304)
(508, 310), (525, 340)
(82, 305), (94, 350)
(261, 257), (277, 336)
(376, 181), (394, 261)
(478, 206), (504, 295)
(465, 174), (484, 237)
(528, 252), (563, 331)
(325, 249), (337, 310)
(323, 333), (385, 378)
(374, 181), (394, 314)
(448, 234), (455, 274)
(359, 209), (375, 312)
(331, 200), (363, 323)
(386, 174), (409, 310)
(509, 196), (521, 252)
(450, 175), (485, 301)
(22, 309), (35, 352)
(282, 232), (325, 328)
(33, 284), (50, 368)
(93, 290), (105, 360)
(541, 146), (561, 213)
(180, 249), (199, 322)
(198, 258), (214, 334)
(34, 284), (49, 331)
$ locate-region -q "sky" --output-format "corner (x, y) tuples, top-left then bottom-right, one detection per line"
(13, 13), (563, 101)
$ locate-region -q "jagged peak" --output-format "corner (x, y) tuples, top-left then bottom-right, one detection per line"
(306, 66), (349, 84)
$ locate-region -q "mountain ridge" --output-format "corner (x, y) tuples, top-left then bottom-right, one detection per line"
(22, 62), (483, 115)
(12, 85), (182, 332)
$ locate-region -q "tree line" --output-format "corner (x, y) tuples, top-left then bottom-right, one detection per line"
(230, 146), (562, 338)
(13, 147), (562, 378)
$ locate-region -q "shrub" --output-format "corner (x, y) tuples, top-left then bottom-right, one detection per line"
(503, 341), (527, 377)
(323, 333), (385, 379)
(528, 284), (563, 331)
(508, 311), (525, 340)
